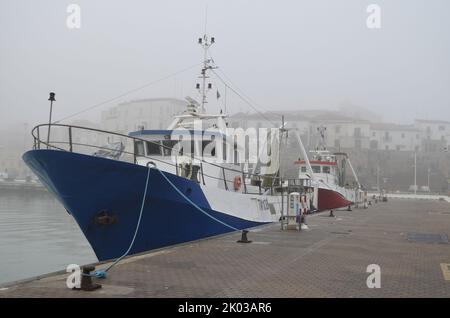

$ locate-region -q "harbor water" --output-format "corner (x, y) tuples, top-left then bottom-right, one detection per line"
(0, 190), (97, 285)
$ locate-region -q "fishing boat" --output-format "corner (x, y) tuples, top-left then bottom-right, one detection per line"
(22, 34), (310, 261)
(294, 126), (364, 211)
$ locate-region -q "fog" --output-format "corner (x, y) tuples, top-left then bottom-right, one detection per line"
(1, 0), (450, 129)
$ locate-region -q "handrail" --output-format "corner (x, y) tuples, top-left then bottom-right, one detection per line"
(30, 123), (289, 186)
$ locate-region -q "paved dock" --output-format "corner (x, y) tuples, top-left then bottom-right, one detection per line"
(1, 199), (450, 297)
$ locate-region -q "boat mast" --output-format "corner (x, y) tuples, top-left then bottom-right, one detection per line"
(197, 34), (216, 113)
(316, 125), (327, 151)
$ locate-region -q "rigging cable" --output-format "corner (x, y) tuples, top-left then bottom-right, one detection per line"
(207, 50), (283, 127)
(54, 62), (202, 124)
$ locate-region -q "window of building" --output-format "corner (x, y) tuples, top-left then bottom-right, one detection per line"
(396, 145), (401, 151)
(439, 125), (445, 131)
(355, 139), (362, 149)
(354, 127), (361, 137)
(385, 145), (389, 150)
(372, 132), (376, 137)
(401, 133), (405, 139)
(312, 166), (321, 173)
(335, 126), (341, 133)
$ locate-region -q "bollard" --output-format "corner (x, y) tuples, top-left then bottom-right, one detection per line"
(347, 205), (352, 211)
(77, 265), (102, 291)
(300, 215), (309, 230)
(237, 230), (252, 243)
(329, 210), (334, 217)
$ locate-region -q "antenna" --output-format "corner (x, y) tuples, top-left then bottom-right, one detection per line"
(195, 5), (218, 113)
(204, 5), (208, 35)
(196, 32), (217, 113)
(316, 125), (327, 150)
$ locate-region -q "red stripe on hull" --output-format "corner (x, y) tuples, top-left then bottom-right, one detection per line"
(317, 188), (353, 211)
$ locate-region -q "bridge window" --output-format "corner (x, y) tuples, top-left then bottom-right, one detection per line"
(134, 140), (145, 156)
(300, 166), (307, 173)
(323, 166), (331, 174)
(312, 166), (321, 173)
(162, 140), (178, 156)
(146, 141), (162, 155)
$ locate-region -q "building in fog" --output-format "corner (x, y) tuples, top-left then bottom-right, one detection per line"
(308, 114), (371, 151)
(414, 119), (450, 153)
(101, 98), (187, 134)
(369, 123), (421, 152)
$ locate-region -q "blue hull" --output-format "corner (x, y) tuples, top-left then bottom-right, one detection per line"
(23, 150), (264, 261)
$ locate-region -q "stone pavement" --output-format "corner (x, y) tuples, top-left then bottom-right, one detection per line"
(1, 199), (449, 297)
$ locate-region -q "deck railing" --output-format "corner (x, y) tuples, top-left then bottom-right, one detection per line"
(31, 123), (311, 195)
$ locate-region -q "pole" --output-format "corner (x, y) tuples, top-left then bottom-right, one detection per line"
(224, 84), (227, 114)
(376, 165), (380, 194)
(427, 167), (430, 190)
(47, 92), (56, 149)
(280, 115), (284, 229)
(414, 151), (417, 195)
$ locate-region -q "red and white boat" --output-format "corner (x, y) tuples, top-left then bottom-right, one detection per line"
(294, 127), (364, 212)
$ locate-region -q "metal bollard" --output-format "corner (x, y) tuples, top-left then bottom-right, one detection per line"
(237, 230), (252, 243)
(78, 265), (102, 291)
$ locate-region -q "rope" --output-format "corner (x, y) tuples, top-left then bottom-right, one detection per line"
(211, 70), (279, 127)
(87, 165), (241, 279)
(156, 168), (239, 231)
(89, 166), (152, 279)
(54, 63), (201, 123)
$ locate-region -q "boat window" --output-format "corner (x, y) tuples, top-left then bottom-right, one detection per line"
(300, 166), (307, 173)
(323, 166), (331, 174)
(312, 166), (321, 173)
(134, 140), (145, 156)
(146, 141), (162, 155)
(162, 140), (178, 156)
(202, 140), (216, 157)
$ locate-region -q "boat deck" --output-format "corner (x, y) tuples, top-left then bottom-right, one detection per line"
(1, 199), (450, 297)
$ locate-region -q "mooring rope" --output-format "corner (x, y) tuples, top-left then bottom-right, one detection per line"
(156, 168), (240, 232)
(89, 165), (241, 279)
(89, 166), (152, 279)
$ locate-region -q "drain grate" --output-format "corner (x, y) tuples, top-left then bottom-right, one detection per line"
(407, 233), (449, 244)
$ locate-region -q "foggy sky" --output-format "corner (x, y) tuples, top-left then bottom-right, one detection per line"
(1, 0), (450, 130)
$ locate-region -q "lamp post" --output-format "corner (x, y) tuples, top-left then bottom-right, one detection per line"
(413, 151), (417, 195)
(47, 92), (56, 148)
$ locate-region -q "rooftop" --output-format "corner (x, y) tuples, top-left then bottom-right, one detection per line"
(370, 123), (421, 132)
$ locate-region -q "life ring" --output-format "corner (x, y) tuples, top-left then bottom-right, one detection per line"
(233, 176), (242, 191)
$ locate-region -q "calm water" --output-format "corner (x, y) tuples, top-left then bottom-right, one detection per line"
(0, 190), (97, 285)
